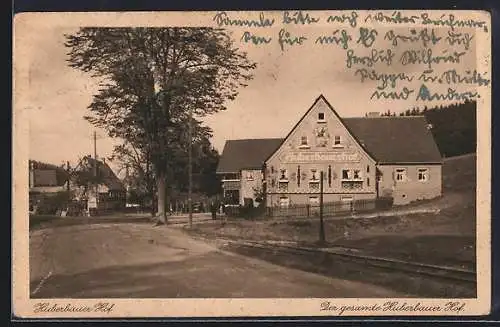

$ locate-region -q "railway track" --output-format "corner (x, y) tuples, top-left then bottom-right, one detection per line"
(220, 239), (476, 285)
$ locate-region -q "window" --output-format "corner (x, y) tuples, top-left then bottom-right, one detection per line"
(300, 136), (308, 146)
(318, 112), (325, 121)
(311, 169), (319, 181)
(342, 169), (350, 180)
(353, 169), (361, 180)
(367, 177), (370, 187)
(246, 172), (254, 181)
(297, 166), (301, 186)
(328, 165), (332, 187)
(278, 182), (288, 192)
(367, 165), (370, 173)
(341, 169), (363, 190)
(309, 169), (320, 191)
(342, 169), (361, 180)
(395, 168), (407, 182)
(418, 168), (429, 182)
(334, 135), (342, 146)
(279, 169), (288, 181)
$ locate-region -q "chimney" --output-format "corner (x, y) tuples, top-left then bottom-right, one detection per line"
(367, 112), (380, 118)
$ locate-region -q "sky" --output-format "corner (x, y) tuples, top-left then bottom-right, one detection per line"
(19, 12), (482, 174)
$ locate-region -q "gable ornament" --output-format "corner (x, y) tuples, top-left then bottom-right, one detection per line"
(314, 126), (329, 148)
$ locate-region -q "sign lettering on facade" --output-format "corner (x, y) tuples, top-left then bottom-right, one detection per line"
(283, 151), (361, 163)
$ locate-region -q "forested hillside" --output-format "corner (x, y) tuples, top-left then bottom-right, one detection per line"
(377, 100), (476, 158)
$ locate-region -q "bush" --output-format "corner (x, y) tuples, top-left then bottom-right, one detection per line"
(31, 192), (72, 215)
(240, 204), (267, 220)
(375, 197), (394, 210)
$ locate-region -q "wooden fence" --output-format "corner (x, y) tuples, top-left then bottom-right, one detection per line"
(265, 198), (393, 219)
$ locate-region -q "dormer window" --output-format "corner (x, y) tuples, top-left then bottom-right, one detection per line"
(318, 112), (326, 122)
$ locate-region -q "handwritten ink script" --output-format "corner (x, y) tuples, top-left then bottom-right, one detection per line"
(320, 301), (466, 315)
(33, 302), (115, 314)
(212, 10), (490, 102)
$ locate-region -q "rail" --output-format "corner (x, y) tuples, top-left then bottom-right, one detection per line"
(222, 239), (476, 284)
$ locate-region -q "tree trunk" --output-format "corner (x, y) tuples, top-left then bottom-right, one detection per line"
(156, 171), (167, 224)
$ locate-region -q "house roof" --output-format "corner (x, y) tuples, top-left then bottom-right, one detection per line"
(217, 116), (442, 173)
(77, 157), (126, 191)
(99, 161), (126, 191)
(216, 138), (283, 173)
(343, 116), (442, 164)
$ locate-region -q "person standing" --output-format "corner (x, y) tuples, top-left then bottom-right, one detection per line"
(210, 201), (217, 220)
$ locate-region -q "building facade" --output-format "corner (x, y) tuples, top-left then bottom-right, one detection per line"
(72, 156), (127, 211)
(216, 95), (443, 207)
(216, 139), (282, 206)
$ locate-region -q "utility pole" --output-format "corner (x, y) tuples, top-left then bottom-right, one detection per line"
(93, 131), (98, 213)
(93, 131), (97, 177)
(66, 161), (70, 192)
(188, 107), (193, 229)
(319, 171), (326, 244)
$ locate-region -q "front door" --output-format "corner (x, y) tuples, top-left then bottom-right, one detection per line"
(340, 195), (353, 212)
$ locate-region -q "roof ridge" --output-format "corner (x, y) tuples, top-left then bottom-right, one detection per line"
(228, 137), (283, 141)
(345, 115), (427, 119)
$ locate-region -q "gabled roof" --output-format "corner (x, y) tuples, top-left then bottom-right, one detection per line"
(216, 95), (443, 172)
(216, 138), (283, 173)
(343, 116), (442, 164)
(217, 119), (442, 173)
(76, 156), (126, 191)
(264, 94), (377, 164)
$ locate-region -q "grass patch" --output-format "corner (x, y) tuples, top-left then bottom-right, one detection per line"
(189, 197), (476, 270)
(190, 154), (477, 270)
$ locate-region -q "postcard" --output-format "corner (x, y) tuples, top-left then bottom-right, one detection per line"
(12, 10), (491, 318)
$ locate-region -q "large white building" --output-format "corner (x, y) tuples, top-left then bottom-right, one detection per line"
(217, 95), (443, 207)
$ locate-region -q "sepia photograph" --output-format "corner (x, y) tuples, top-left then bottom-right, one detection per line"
(13, 10), (491, 317)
